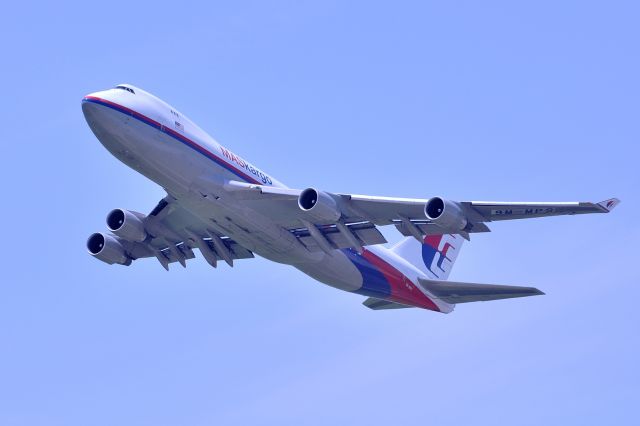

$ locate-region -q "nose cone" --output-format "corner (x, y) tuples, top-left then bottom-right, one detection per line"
(82, 84), (138, 118)
(82, 90), (109, 119)
(82, 91), (105, 127)
(81, 89), (125, 148)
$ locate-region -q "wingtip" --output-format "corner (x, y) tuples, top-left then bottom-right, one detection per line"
(597, 198), (621, 212)
(524, 286), (545, 296)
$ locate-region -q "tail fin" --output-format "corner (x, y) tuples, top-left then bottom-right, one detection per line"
(391, 234), (464, 280)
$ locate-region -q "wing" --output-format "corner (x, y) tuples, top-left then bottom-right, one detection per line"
(221, 181), (619, 251)
(460, 198), (621, 221)
(102, 196), (254, 270)
(92, 180), (619, 269)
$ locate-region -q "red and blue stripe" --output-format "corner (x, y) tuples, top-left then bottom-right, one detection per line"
(343, 248), (440, 311)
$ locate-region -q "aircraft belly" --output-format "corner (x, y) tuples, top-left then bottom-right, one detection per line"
(174, 192), (320, 264)
(295, 252), (363, 292)
(296, 248), (447, 311)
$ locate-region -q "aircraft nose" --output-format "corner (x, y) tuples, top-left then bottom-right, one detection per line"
(82, 93), (100, 121)
(82, 89), (108, 107)
(81, 89), (115, 121)
(81, 89), (117, 141)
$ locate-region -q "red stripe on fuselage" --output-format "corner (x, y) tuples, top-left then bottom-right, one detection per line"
(361, 249), (440, 311)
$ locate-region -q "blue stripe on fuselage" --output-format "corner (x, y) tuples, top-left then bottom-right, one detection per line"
(341, 248), (391, 298)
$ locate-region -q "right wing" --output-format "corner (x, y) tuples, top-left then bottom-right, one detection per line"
(460, 198), (621, 221)
(220, 181), (619, 251)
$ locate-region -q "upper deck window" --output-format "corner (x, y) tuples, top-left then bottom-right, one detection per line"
(114, 85), (135, 94)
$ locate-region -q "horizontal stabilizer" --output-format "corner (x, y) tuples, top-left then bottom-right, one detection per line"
(418, 278), (544, 304)
(363, 298), (413, 310)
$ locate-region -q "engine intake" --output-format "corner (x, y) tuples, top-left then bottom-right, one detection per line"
(87, 232), (131, 265)
(298, 188), (341, 223)
(424, 197), (468, 231)
(106, 209), (147, 242)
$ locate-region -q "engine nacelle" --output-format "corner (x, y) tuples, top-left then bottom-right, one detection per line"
(106, 209), (147, 242)
(424, 197), (468, 231)
(297, 188), (341, 223)
(87, 232), (131, 265)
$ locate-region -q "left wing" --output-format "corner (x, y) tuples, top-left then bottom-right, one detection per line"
(89, 196), (254, 269)
(142, 197), (254, 269)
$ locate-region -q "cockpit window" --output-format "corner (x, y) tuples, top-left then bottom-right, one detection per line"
(114, 85), (135, 94)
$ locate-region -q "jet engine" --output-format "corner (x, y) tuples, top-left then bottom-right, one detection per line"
(87, 232), (131, 265)
(424, 197), (468, 231)
(106, 208), (147, 242)
(297, 188), (341, 223)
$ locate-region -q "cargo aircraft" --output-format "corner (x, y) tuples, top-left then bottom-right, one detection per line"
(83, 84), (619, 313)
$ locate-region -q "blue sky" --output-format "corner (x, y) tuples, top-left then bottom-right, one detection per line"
(1, 1), (638, 425)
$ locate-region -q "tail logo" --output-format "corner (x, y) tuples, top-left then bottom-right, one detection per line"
(422, 234), (459, 279)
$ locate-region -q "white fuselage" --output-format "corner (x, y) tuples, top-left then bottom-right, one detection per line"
(82, 85), (450, 312)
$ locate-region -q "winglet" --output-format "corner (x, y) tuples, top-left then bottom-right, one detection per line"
(597, 198), (621, 212)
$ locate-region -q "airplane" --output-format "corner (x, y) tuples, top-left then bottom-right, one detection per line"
(82, 84), (619, 313)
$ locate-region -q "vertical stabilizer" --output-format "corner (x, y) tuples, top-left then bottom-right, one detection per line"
(391, 234), (464, 280)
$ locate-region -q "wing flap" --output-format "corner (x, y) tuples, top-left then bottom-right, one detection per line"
(132, 233), (254, 265)
(291, 221), (387, 252)
(394, 220), (491, 238)
(115, 196), (256, 269)
(418, 278), (544, 304)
